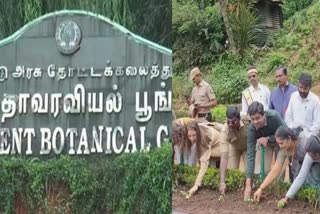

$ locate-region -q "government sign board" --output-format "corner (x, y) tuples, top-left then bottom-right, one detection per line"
(0, 10), (172, 157)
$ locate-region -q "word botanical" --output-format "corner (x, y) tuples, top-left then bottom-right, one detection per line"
(0, 125), (168, 155)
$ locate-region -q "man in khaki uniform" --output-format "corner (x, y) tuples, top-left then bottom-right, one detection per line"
(219, 106), (250, 195)
(188, 67), (217, 122)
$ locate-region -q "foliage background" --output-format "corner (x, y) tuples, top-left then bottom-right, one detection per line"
(173, 0), (225, 75)
(282, 0), (314, 20)
(173, 0), (320, 111)
(0, 0), (171, 48)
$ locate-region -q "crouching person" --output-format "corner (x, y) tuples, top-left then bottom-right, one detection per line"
(186, 120), (221, 198)
(253, 126), (302, 202)
(219, 106), (250, 195)
(172, 117), (196, 165)
(277, 135), (320, 207)
(244, 101), (285, 201)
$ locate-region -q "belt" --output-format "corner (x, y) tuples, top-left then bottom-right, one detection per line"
(198, 113), (208, 117)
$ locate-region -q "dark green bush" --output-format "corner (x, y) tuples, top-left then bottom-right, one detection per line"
(282, 0), (314, 20)
(211, 105), (227, 123)
(210, 53), (250, 104)
(0, 143), (172, 214)
(173, 0), (225, 74)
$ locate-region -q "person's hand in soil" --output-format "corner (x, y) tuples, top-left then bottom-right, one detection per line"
(219, 182), (226, 195)
(243, 183), (252, 201)
(278, 197), (288, 207)
(253, 188), (263, 202)
(188, 185), (199, 198)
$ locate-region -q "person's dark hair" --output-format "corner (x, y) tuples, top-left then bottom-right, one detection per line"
(226, 106), (240, 119)
(275, 65), (287, 76)
(299, 73), (312, 87)
(247, 65), (256, 71)
(305, 135), (320, 153)
(275, 126), (300, 141)
(247, 101), (264, 116)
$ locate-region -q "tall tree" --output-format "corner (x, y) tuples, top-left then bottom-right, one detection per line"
(219, 0), (236, 54)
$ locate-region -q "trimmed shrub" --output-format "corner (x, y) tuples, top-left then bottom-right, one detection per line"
(0, 144), (172, 213)
(173, 165), (245, 192)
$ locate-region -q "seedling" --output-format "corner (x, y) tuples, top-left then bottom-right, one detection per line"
(218, 195), (224, 202)
(277, 201), (286, 208)
(180, 190), (190, 199)
(244, 198), (254, 203)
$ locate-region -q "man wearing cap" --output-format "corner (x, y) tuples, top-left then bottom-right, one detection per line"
(188, 67), (217, 122)
(241, 66), (271, 113)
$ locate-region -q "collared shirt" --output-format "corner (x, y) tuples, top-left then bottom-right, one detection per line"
(220, 116), (250, 153)
(246, 110), (285, 178)
(242, 83), (271, 113)
(269, 82), (298, 119)
(191, 80), (216, 114)
(284, 91), (320, 137)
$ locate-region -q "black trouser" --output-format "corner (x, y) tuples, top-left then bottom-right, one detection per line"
(198, 112), (212, 122)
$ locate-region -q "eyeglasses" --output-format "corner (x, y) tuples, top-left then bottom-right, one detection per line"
(248, 74), (256, 79)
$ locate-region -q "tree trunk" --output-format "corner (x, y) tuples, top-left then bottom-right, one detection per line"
(219, 0), (237, 54)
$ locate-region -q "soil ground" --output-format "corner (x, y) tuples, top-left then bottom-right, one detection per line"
(172, 186), (318, 214)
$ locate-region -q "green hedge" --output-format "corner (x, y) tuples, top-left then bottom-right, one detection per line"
(211, 105), (227, 123)
(173, 165), (245, 192)
(0, 143), (172, 213)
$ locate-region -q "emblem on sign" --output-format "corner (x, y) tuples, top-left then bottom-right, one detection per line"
(55, 20), (81, 55)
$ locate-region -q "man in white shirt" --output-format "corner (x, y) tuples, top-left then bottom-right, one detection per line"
(285, 73), (320, 139)
(285, 73), (320, 179)
(242, 66), (271, 113)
